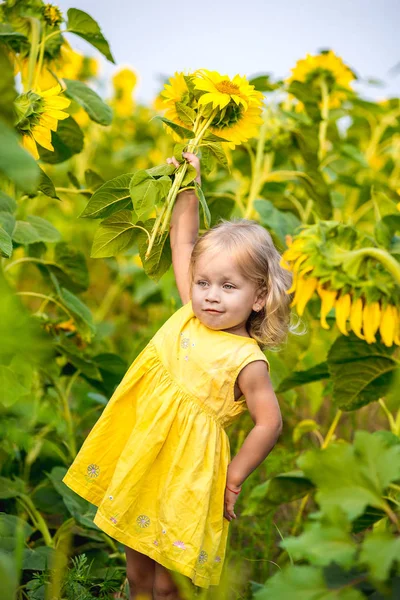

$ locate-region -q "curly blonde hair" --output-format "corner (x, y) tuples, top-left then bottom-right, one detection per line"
(189, 218), (299, 349)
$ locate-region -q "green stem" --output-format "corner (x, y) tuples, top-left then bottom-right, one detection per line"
(53, 380), (77, 458)
(55, 187), (92, 194)
(17, 495), (53, 546)
(378, 399), (398, 435)
(4, 256), (46, 272)
(26, 18), (41, 92)
(244, 115), (270, 219)
(342, 247), (400, 285)
(321, 409), (342, 449)
(16, 292), (73, 318)
(318, 77), (330, 163)
(33, 22), (46, 90)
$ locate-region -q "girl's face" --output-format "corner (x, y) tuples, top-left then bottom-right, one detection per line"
(191, 249), (264, 336)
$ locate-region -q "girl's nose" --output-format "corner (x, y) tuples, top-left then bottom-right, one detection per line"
(205, 286), (221, 302)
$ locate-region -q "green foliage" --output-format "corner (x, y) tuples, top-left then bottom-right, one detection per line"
(66, 8), (115, 63)
(64, 79), (113, 126)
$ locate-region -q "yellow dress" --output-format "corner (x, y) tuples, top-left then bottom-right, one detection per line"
(62, 299), (270, 589)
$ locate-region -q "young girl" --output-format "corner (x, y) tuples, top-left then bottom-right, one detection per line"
(62, 152), (292, 599)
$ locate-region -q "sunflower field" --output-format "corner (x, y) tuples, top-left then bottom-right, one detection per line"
(1, 1), (400, 599)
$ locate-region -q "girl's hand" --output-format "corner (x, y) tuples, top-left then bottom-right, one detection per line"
(223, 484), (241, 522)
(166, 151), (201, 185)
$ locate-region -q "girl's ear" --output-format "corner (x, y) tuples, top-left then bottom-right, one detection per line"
(253, 284), (268, 311)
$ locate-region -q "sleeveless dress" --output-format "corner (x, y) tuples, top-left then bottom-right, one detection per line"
(62, 299), (270, 589)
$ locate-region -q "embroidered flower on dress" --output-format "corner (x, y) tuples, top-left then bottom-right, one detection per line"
(184, 355), (189, 361)
(180, 337), (190, 349)
(153, 539), (159, 546)
(198, 550), (208, 564)
(110, 516), (117, 524)
(136, 515), (151, 528)
(87, 464), (100, 478)
(173, 540), (186, 549)
(215, 556), (221, 563)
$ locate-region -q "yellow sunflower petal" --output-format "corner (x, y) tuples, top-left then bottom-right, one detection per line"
(32, 125), (54, 151)
(363, 301), (381, 344)
(44, 96), (71, 110)
(379, 304), (396, 347)
(349, 297), (365, 340)
(22, 134), (39, 160)
(335, 294), (351, 336)
(43, 108), (70, 121)
(317, 285), (337, 329)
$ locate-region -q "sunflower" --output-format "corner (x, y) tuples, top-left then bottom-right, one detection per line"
(193, 70), (264, 148)
(112, 67), (137, 117)
(160, 72), (191, 125)
(280, 223), (400, 346)
(287, 50), (355, 108)
(16, 84), (71, 160)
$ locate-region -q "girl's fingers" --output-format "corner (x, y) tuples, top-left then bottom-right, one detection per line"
(166, 157), (181, 168)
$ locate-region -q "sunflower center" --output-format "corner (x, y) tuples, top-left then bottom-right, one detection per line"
(216, 80), (240, 95)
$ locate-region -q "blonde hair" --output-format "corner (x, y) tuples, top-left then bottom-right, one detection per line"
(189, 218), (299, 350)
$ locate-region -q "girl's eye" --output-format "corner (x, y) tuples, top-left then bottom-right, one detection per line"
(223, 284), (235, 290)
(197, 281), (207, 287)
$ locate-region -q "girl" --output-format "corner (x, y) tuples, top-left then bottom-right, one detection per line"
(62, 152), (292, 600)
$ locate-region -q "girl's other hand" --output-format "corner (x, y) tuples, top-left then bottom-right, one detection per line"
(223, 486), (239, 522)
(166, 152), (201, 185)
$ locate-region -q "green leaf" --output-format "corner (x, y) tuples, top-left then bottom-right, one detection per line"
(202, 141), (229, 169)
(173, 143), (186, 162)
(80, 173), (133, 219)
(181, 164), (197, 186)
(242, 471), (314, 517)
(129, 171), (159, 219)
(0, 212), (15, 236)
(145, 164), (175, 178)
(0, 192), (16, 213)
(281, 507), (357, 568)
(375, 214), (400, 250)
(21, 546), (55, 571)
(175, 102), (196, 124)
(0, 550), (18, 600)
(59, 287), (96, 341)
(359, 531), (400, 581)
(12, 221), (40, 244)
(248, 73), (277, 92)
(287, 81), (321, 122)
(48, 466), (100, 530)
(0, 513), (34, 552)
(137, 219), (171, 282)
(37, 167), (59, 199)
(254, 565), (364, 600)
(0, 365), (29, 407)
(0, 45), (17, 126)
(91, 210), (137, 258)
(254, 199), (301, 246)
(199, 146), (215, 175)
(38, 116), (84, 164)
(339, 144), (368, 167)
(56, 341), (101, 380)
(26, 216), (61, 243)
(156, 116), (195, 139)
(327, 334), (398, 411)
(0, 121), (40, 193)
(67, 8), (115, 63)
(53, 242), (89, 292)
(64, 79), (112, 125)
(298, 430), (400, 521)
(202, 131), (230, 143)
(0, 477), (26, 500)
(276, 362), (330, 393)
(85, 169), (104, 190)
(156, 175), (172, 199)
(194, 183), (211, 229)
(0, 226), (12, 258)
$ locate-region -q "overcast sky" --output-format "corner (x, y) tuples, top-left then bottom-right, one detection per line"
(57, 0), (399, 104)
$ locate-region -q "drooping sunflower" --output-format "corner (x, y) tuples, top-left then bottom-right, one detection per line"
(15, 83), (71, 160)
(160, 72), (192, 124)
(280, 223), (400, 346)
(287, 50), (355, 108)
(193, 70), (264, 148)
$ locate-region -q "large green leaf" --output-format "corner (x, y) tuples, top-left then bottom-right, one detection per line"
(53, 242), (89, 292)
(55, 341), (102, 380)
(129, 171), (160, 219)
(276, 362), (330, 393)
(195, 183), (211, 229)
(26, 216), (61, 243)
(155, 116), (195, 139)
(38, 116), (84, 164)
(0, 121), (40, 193)
(21, 546), (55, 571)
(375, 213), (400, 251)
(0, 192), (16, 213)
(67, 8), (115, 63)
(0, 365), (29, 407)
(255, 198), (301, 245)
(0, 226), (12, 258)
(0, 513), (34, 551)
(327, 334), (398, 410)
(137, 219), (172, 282)
(64, 79), (112, 125)
(80, 173), (133, 219)
(12, 220), (40, 244)
(281, 507), (357, 569)
(59, 287), (96, 341)
(201, 142), (229, 169)
(359, 531), (400, 581)
(298, 431), (400, 521)
(254, 565), (364, 600)
(48, 467), (100, 530)
(37, 167), (59, 199)
(0, 45), (17, 126)
(175, 102), (196, 125)
(0, 477), (26, 499)
(145, 164), (175, 178)
(91, 210), (138, 258)
(242, 471), (314, 516)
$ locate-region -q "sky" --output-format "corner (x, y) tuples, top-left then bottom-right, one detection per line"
(57, 0), (400, 104)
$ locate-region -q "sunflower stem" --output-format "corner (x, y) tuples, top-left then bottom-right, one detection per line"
(318, 77), (330, 163)
(244, 113), (270, 219)
(342, 247), (400, 285)
(33, 22), (46, 90)
(26, 18), (41, 92)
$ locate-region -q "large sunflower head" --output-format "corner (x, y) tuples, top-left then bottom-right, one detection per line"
(287, 50), (355, 108)
(193, 70), (264, 148)
(112, 67), (137, 117)
(15, 83), (71, 159)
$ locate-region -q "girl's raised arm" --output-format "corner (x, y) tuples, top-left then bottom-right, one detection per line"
(168, 153), (201, 305)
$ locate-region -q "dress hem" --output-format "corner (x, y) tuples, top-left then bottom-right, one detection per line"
(62, 471), (222, 589)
